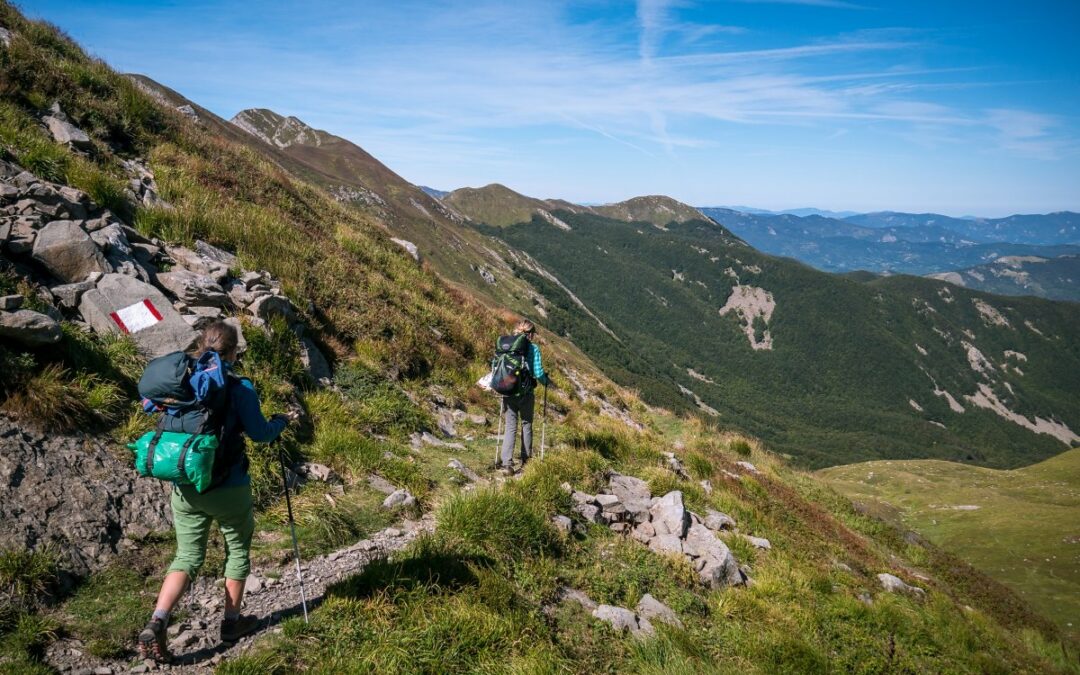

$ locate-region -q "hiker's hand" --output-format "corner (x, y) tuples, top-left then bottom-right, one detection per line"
(273, 411), (300, 425)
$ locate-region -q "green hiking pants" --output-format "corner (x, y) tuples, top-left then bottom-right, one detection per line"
(167, 483), (254, 581)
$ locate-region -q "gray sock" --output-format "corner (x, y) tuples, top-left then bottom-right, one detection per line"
(152, 609), (170, 626)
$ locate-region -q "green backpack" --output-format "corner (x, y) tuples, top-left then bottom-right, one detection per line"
(128, 351), (233, 493)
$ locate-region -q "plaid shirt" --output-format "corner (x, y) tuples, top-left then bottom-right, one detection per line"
(527, 342), (550, 387)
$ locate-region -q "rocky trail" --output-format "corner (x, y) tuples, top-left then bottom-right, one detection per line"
(45, 515), (435, 674)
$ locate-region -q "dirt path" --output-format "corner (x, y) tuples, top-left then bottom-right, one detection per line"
(46, 516), (435, 674)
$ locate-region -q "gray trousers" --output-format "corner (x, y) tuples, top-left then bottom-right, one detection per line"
(500, 390), (534, 466)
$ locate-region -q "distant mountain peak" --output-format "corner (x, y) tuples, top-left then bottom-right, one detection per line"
(593, 195), (703, 227)
(230, 108), (327, 149)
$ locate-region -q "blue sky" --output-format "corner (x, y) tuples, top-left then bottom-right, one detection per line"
(23, 0), (1080, 215)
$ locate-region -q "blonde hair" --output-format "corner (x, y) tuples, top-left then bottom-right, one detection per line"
(513, 319), (536, 336)
(192, 320), (239, 359)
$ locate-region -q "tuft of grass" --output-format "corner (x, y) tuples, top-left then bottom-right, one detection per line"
(0, 549), (58, 612)
(1, 364), (96, 431)
(684, 450), (713, 480)
(436, 489), (557, 564)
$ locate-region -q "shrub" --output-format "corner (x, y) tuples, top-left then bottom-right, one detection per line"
(729, 438), (753, 457)
(0, 548), (58, 611)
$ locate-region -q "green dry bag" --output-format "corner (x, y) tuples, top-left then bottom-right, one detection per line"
(128, 430), (219, 493)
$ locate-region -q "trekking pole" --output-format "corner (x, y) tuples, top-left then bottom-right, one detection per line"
(494, 398), (504, 466)
(541, 384), (548, 461)
(277, 443), (309, 623)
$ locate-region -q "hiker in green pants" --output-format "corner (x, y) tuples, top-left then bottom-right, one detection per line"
(137, 321), (297, 661)
(499, 319), (551, 474)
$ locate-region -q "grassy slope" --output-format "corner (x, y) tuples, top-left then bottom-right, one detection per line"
(820, 449), (1080, 641)
(479, 211), (1080, 469)
(0, 7), (1076, 674)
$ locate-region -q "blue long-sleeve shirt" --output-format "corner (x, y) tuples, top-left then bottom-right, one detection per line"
(220, 377), (287, 486)
(528, 343), (550, 387)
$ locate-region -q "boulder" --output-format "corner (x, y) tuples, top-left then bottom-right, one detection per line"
(704, 510), (736, 531)
(78, 273), (197, 358)
(574, 503), (603, 524)
(4, 215), (40, 254)
(608, 473), (652, 516)
(683, 523), (743, 588)
(636, 594), (683, 629)
(0, 309), (62, 345)
(662, 452), (689, 479)
(31, 220), (110, 283)
(649, 491), (689, 538)
(366, 474), (398, 495)
(595, 493), (620, 508)
(571, 491), (595, 505)
(156, 270), (229, 307)
(558, 586), (598, 611)
(877, 573), (925, 598)
(699, 479), (713, 494)
(744, 535), (771, 550)
(296, 462), (342, 485)
(736, 461), (759, 474)
(447, 459), (484, 483)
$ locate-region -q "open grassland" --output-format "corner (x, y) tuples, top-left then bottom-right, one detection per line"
(820, 449), (1080, 640)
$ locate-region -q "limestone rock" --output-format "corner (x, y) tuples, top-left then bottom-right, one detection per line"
(296, 462), (342, 485)
(248, 293), (296, 323)
(683, 523), (743, 588)
(194, 239), (238, 268)
(366, 474), (398, 495)
(551, 515), (572, 533)
(181, 306), (223, 329)
(0, 309), (62, 345)
(704, 510), (736, 531)
(299, 337), (332, 385)
(744, 535), (771, 550)
(49, 281), (95, 310)
(0, 414), (172, 576)
(43, 110), (92, 149)
(0, 294), (22, 311)
(156, 269), (229, 307)
(630, 521), (655, 544)
(574, 503), (603, 524)
(382, 489), (417, 510)
(592, 605), (638, 633)
(78, 273), (196, 358)
(736, 461), (759, 474)
(649, 491), (689, 539)
(31, 220), (110, 283)
(558, 587), (598, 611)
(877, 573), (925, 598)
(448, 459), (483, 483)
(648, 534), (683, 555)
(636, 593), (683, 629)
(607, 473), (652, 516)
(89, 223), (131, 255)
(166, 244), (229, 283)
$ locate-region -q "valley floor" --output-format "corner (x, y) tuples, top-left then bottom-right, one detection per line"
(820, 448), (1080, 641)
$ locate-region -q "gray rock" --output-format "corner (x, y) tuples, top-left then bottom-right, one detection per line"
(181, 305), (223, 329)
(0, 309), (62, 345)
(610, 522), (630, 534)
(382, 489), (417, 510)
(239, 270), (265, 289)
(434, 407), (457, 437)
(649, 491), (689, 539)
(571, 491), (595, 505)
(32, 220), (110, 283)
(683, 523), (743, 588)
(630, 521), (655, 544)
(551, 515), (572, 533)
(4, 216), (39, 254)
(89, 223), (131, 255)
(559, 586), (598, 611)
(0, 294), (22, 311)
(194, 240), (237, 268)
(574, 503), (603, 524)
(156, 270), (229, 307)
(608, 473), (652, 516)
(222, 317), (247, 354)
(0, 414), (172, 576)
(636, 593), (683, 629)
(78, 273), (197, 357)
(43, 113), (92, 149)
(248, 293), (296, 323)
(366, 474), (398, 495)
(736, 461), (759, 474)
(877, 573), (925, 598)
(592, 605), (638, 633)
(744, 535), (771, 550)
(246, 576), (263, 594)
(595, 493), (620, 508)
(699, 479), (713, 494)
(297, 462), (342, 484)
(49, 281), (95, 310)
(648, 534), (683, 555)
(300, 337), (332, 385)
(0, 27), (10, 48)
(165, 245), (229, 283)
(662, 452), (690, 479)
(704, 510), (736, 532)
(447, 459), (483, 483)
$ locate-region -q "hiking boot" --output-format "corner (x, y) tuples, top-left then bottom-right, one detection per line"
(220, 614), (260, 643)
(137, 618), (170, 662)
